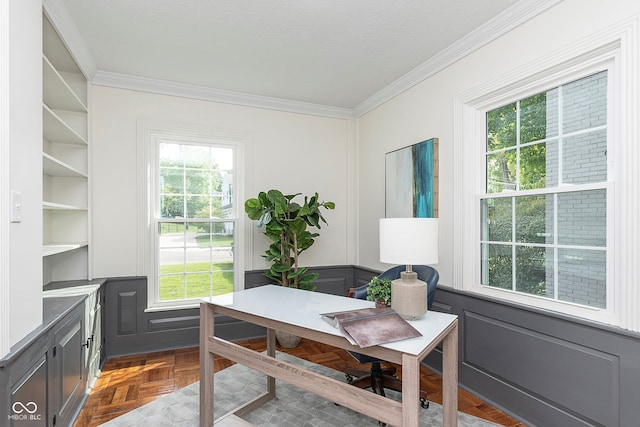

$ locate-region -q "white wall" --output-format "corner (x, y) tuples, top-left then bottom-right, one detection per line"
(90, 86), (354, 279)
(356, 0), (640, 288)
(4, 0), (43, 353)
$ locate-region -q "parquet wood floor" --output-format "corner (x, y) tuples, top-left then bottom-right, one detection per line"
(74, 338), (526, 426)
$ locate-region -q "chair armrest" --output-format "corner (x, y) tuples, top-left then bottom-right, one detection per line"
(347, 284), (369, 300)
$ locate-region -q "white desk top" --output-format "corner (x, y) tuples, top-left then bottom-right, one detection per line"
(204, 285), (457, 356)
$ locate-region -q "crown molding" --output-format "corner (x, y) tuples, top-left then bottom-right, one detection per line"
(92, 71), (355, 119)
(352, 0), (564, 117)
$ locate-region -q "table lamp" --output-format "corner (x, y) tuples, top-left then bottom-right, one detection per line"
(379, 217), (439, 320)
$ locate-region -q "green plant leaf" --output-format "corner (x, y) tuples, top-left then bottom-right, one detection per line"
(272, 262), (291, 273)
(289, 217), (307, 235)
(287, 267), (309, 279)
(244, 198), (263, 220)
(299, 272), (319, 284)
(307, 215), (319, 228)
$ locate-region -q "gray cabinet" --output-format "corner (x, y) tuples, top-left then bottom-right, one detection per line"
(0, 284), (104, 426)
(0, 303), (83, 427)
(52, 307), (85, 427)
(8, 352), (49, 426)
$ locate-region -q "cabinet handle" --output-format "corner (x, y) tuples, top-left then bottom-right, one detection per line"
(88, 334), (94, 342)
(83, 340), (90, 349)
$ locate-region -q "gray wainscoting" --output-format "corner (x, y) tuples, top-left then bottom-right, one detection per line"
(104, 266), (369, 358)
(103, 268), (640, 427)
(427, 287), (640, 427)
(104, 277), (201, 357)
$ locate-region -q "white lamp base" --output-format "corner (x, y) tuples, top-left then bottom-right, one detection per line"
(391, 271), (427, 320)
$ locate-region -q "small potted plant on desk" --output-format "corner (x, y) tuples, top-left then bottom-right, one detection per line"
(366, 276), (392, 308)
(245, 189), (335, 347)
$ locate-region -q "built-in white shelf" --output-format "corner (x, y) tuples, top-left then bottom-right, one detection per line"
(43, 153), (87, 178)
(42, 55), (87, 112)
(43, 243), (88, 257)
(43, 201), (87, 211)
(43, 104), (87, 146)
(42, 13), (90, 284)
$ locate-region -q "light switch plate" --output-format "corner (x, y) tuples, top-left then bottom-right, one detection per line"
(10, 190), (22, 223)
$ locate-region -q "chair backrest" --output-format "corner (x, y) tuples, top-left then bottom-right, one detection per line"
(349, 265), (439, 310)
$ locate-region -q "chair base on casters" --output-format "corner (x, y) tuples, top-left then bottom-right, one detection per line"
(343, 362), (429, 426)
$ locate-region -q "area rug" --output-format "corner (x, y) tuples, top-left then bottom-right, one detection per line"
(101, 352), (501, 426)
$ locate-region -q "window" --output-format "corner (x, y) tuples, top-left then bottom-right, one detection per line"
(454, 21), (639, 330)
(480, 72), (609, 309)
(138, 121), (247, 309)
(156, 142), (235, 304)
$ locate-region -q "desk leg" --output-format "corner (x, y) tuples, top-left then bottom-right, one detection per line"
(442, 321), (459, 427)
(200, 302), (215, 427)
(401, 354), (420, 426)
(266, 328), (276, 395)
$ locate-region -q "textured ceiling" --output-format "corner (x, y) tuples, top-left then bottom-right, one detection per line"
(62, 0), (521, 110)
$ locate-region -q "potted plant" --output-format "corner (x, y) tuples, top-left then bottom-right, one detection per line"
(244, 189), (335, 290)
(245, 189), (335, 347)
(366, 276), (392, 308)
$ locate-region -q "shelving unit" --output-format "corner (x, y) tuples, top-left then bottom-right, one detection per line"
(42, 15), (90, 284)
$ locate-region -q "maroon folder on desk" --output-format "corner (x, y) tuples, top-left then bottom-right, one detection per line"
(321, 307), (422, 348)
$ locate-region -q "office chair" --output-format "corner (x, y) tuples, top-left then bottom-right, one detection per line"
(343, 265), (438, 414)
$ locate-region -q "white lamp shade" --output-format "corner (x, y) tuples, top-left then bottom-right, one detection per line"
(379, 218), (439, 265)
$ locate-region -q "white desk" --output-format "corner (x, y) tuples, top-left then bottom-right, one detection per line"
(199, 285), (458, 427)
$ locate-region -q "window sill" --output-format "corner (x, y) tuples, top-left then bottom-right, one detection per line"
(144, 303), (200, 313)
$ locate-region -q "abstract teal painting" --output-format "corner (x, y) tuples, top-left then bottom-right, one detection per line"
(385, 138), (439, 218)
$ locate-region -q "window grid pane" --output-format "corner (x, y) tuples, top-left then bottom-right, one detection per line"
(562, 130), (607, 185)
(557, 190), (606, 247)
(515, 195), (549, 244)
(557, 248), (606, 308)
(487, 102), (517, 151)
(481, 243), (512, 289)
(515, 245), (548, 296)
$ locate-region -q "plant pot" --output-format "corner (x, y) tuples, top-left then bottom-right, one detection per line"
(375, 299), (390, 308)
(275, 330), (302, 348)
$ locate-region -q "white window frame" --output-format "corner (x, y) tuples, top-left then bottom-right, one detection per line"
(137, 120), (249, 310)
(453, 17), (640, 330)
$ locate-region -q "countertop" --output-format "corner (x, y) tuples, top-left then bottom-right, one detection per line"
(0, 279), (106, 368)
